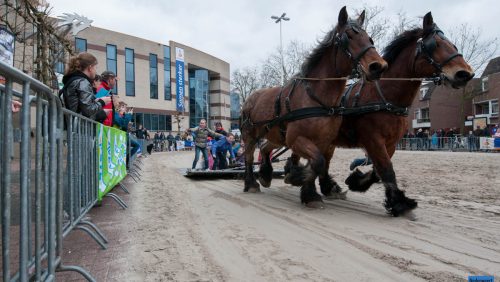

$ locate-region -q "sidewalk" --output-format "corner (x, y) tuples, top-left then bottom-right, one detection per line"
(57, 169), (143, 281)
(56, 151), (224, 281)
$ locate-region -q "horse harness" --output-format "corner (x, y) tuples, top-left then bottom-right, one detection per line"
(415, 24), (463, 76)
(243, 77), (410, 142)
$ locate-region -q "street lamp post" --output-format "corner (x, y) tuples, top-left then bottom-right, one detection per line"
(271, 12), (290, 85)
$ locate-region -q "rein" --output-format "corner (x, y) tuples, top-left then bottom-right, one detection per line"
(294, 76), (443, 83)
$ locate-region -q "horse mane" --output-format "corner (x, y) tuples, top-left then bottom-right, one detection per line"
(300, 20), (361, 77)
(382, 27), (434, 65)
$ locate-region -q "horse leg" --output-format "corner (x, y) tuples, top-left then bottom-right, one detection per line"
(290, 137), (324, 208)
(366, 142), (417, 217)
(258, 142), (275, 188)
(243, 138), (260, 193)
(319, 147), (345, 199)
(283, 153), (307, 186)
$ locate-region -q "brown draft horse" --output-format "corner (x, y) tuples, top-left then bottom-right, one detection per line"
(240, 7), (388, 208)
(286, 12), (474, 217)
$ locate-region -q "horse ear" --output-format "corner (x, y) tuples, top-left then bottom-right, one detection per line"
(423, 12), (434, 29)
(338, 6), (348, 26)
(357, 10), (366, 27)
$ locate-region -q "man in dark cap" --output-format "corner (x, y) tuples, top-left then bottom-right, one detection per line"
(96, 70), (119, 126)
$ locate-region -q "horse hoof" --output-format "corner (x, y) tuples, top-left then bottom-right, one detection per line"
(258, 177), (271, 188)
(402, 210), (417, 221)
(305, 201), (324, 209)
(325, 190), (348, 200)
(248, 187), (261, 193)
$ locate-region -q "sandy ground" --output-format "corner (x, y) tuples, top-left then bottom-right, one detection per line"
(116, 149), (499, 281)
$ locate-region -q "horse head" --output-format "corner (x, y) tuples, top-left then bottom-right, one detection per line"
(414, 12), (474, 88)
(335, 6), (388, 81)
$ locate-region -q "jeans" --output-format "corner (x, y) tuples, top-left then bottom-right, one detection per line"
(213, 151), (228, 170)
(192, 146), (209, 169)
(130, 138), (140, 156)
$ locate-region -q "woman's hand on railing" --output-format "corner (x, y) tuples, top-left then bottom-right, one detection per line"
(11, 100), (22, 113)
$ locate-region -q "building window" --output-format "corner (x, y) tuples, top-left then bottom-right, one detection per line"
(106, 44), (118, 94)
(55, 48), (65, 74)
(482, 77), (489, 92)
(75, 38), (87, 53)
(125, 48), (135, 96)
(132, 113), (171, 131)
(150, 53), (158, 99)
(475, 102), (490, 115)
(189, 69), (209, 128)
(419, 87), (428, 100)
(134, 113), (143, 128)
(163, 46), (171, 100)
(144, 113), (151, 129)
(420, 108), (430, 122)
(491, 100), (499, 116)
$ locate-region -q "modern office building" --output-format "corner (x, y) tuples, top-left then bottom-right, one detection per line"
(72, 25), (231, 132)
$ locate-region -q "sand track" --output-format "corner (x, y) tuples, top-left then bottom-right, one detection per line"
(122, 149), (499, 281)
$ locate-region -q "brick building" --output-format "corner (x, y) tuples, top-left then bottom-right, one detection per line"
(407, 57), (499, 134)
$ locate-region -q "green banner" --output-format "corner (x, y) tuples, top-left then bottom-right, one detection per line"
(97, 124), (127, 201)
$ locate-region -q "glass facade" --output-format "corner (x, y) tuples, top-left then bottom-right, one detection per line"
(106, 44), (118, 93)
(75, 38), (87, 52)
(125, 48), (135, 96)
(189, 69), (209, 128)
(163, 46), (171, 100)
(230, 92), (240, 119)
(132, 112), (171, 131)
(150, 53), (158, 99)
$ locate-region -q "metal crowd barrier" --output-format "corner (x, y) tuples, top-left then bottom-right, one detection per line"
(396, 136), (483, 152)
(0, 61), (102, 281)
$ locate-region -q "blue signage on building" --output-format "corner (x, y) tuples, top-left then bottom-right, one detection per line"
(175, 47), (185, 112)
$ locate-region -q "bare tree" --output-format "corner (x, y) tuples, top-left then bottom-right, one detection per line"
(355, 5), (389, 49)
(448, 24), (498, 75)
(231, 66), (260, 105)
(260, 40), (310, 87)
(0, 0), (74, 86)
(172, 112), (185, 133)
(390, 10), (417, 39)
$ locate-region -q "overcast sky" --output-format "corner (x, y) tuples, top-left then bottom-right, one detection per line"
(47, 0), (499, 74)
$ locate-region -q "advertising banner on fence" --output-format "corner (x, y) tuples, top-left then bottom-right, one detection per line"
(175, 47), (185, 112)
(97, 124), (127, 200)
(0, 25), (14, 66)
(479, 137), (500, 150)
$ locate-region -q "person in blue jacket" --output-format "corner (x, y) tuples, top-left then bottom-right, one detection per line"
(113, 101), (139, 168)
(211, 133), (235, 170)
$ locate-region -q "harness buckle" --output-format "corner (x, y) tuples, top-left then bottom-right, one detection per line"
(328, 108), (336, 115)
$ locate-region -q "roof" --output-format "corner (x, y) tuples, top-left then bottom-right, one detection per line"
(481, 56), (500, 77)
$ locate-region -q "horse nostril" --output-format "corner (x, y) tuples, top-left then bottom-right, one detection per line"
(455, 70), (474, 81)
(369, 62), (384, 74)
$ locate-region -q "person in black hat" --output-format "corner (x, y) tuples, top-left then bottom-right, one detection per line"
(214, 121), (227, 140)
(97, 70), (119, 126)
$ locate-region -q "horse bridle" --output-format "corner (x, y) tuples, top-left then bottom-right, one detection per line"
(334, 21), (376, 77)
(415, 24), (463, 76)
